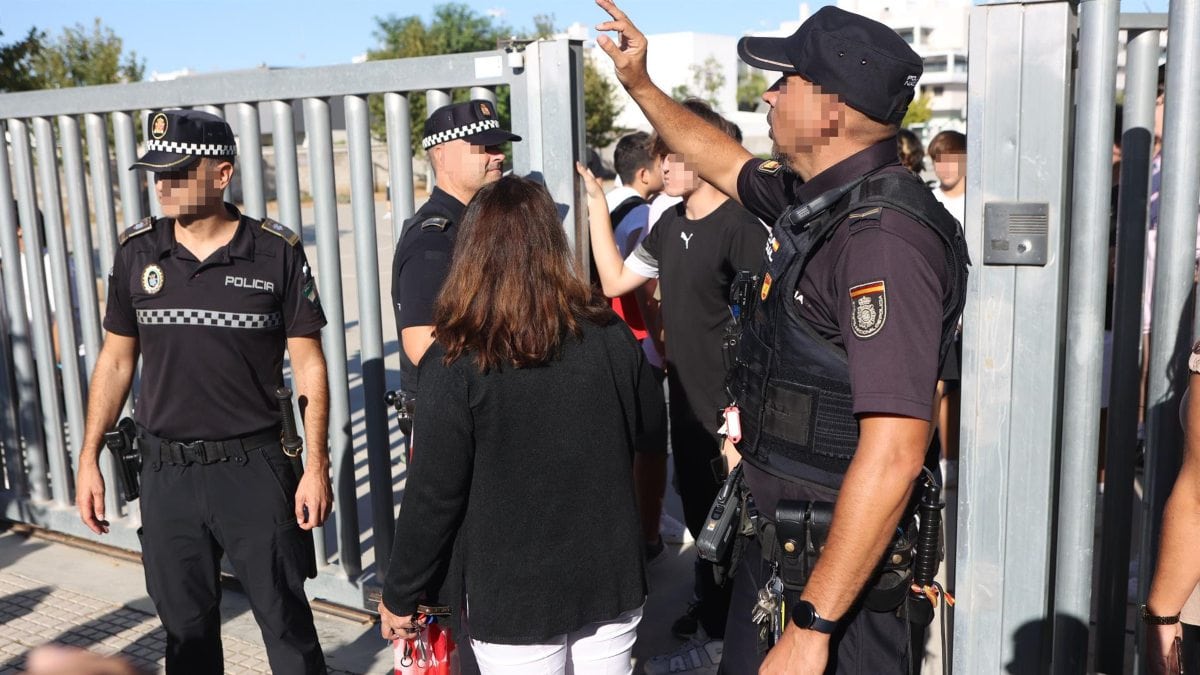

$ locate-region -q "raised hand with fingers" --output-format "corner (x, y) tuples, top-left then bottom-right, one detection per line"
(594, 0), (651, 92)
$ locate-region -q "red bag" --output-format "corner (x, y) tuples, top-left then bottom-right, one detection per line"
(394, 620), (456, 675)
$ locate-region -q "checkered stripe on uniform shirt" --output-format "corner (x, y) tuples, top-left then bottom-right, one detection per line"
(136, 309), (283, 329)
(421, 119), (500, 149)
(146, 139), (238, 156)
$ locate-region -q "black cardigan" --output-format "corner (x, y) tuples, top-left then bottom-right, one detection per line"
(382, 317), (663, 644)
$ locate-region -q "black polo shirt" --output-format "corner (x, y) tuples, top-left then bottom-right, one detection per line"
(103, 204), (326, 440)
(390, 187), (466, 393)
(737, 140), (948, 421)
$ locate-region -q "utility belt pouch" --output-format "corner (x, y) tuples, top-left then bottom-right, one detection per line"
(772, 499), (832, 591)
(104, 417), (140, 502)
(385, 390), (416, 438)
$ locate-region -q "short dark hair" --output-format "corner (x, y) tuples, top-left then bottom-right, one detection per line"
(928, 130), (966, 160)
(651, 99), (740, 157)
(613, 132), (654, 184)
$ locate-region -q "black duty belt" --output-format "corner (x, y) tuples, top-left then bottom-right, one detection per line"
(141, 428), (281, 466)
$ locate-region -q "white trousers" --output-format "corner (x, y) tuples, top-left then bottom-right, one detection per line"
(470, 605), (643, 675)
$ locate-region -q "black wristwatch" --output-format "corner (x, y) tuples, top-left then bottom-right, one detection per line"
(792, 600), (837, 634)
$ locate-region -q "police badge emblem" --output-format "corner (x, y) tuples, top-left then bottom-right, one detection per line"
(849, 280), (886, 338)
(150, 113), (168, 140)
(141, 264), (165, 294)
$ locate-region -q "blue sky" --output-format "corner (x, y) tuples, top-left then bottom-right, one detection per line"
(2, 0), (1172, 76)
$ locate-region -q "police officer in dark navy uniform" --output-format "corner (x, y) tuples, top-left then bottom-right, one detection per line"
(74, 109), (332, 674)
(387, 100), (519, 675)
(391, 100), (521, 394)
(596, 2), (968, 673)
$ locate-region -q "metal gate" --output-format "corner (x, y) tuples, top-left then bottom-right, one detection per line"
(959, 1), (1199, 672)
(0, 39), (586, 610)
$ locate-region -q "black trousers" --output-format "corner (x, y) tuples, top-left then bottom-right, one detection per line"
(719, 537), (919, 675)
(667, 379), (732, 639)
(138, 440), (326, 675)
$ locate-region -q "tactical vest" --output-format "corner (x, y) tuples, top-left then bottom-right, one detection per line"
(730, 171), (969, 489)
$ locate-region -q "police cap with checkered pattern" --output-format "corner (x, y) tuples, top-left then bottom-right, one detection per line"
(737, 6), (924, 125)
(421, 100), (521, 150)
(131, 109), (238, 172)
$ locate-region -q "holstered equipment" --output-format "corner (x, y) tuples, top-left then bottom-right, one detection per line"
(104, 417), (141, 502)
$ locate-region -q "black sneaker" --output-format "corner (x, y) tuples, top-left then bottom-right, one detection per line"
(670, 601), (702, 639)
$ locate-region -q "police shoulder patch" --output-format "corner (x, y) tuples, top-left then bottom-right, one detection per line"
(260, 218), (300, 246)
(118, 217), (156, 246)
(420, 217), (449, 231)
(757, 160), (784, 176)
(848, 280), (887, 339)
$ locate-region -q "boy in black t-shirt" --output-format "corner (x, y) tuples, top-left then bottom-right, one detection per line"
(578, 99), (767, 673)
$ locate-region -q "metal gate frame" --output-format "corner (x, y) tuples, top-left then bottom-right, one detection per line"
(0, 39), (586, 610)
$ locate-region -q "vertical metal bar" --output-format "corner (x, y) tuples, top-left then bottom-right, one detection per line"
(303, 96), (360, 577)
(345, 95), (395, 577)
(33, 117), (87, 502)
(508, 60), (531, 177)
(141, 112), (164, 219)
(11, 119), (68, 505)
(59, 115), (102, 377)
(425, 91), (450, 191)
(384, 93), (415, 247)
(1096, 27), (1160, 673)
(1053, 2), (1119, 672)
(0, 129), (37, 500)
(529, 40), (586, 256)
(112, 112), (144, 226)
(237, 103), (266, 219)
(271, 101), (303, 235)
(85, 114), (119, 297)
(468, 86), (496, 105)
(1139, 3), (1200, 672)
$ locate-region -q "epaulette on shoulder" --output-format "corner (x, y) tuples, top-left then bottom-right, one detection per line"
(421, 217), (449, 232)
(261, 218), (301, 246)
(756, 159), (784, 176)
(846, 207), (883, 221)
(118, 217), (155, 246)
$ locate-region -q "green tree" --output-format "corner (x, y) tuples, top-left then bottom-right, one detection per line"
(367, 4), (513, 153)
(901, 92), (934, 128)
(737, 70), (767, 112)
(0, 27), (46, 92)
(33, 18), (144, 88)
(671, 56), (725, 110)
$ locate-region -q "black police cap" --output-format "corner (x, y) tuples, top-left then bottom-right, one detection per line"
(131, 110), (237, 172)
(422, 100), (522, 150)
(737, 6), (924, 125)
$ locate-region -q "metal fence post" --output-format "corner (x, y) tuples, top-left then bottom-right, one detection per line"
(1096, 23), (1161, 672)
(1053, 1), (1119, 672)
(384, 93), (415, 247)
(344, 94), (395, 578)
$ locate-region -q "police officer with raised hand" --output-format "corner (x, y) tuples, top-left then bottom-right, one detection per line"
(391, 100), (521, 394)
(596, 2), (968, 673)
(74, 109), (331, 674)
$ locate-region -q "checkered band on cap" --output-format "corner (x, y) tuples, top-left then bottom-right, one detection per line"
(422, 119), (501, 149)
(136, 308), (282, 329)
(146, 139), (238, 157)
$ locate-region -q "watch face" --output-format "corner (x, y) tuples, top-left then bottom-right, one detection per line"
(794, 601), (816, 628)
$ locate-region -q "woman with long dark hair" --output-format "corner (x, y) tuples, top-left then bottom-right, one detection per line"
(378, 175), (663, 674)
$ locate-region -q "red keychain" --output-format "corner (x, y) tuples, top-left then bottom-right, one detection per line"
(722, 405), (742, 444)
(394, 610), (457, 675)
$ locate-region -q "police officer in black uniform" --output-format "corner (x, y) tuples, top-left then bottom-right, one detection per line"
(596, 2), (968, 673)
(75, 110), (332, 674)
(391, 100), (521, 393)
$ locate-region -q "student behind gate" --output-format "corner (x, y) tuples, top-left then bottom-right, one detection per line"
(74, 109), (331, 674)
(378, 175), (664, 675)
(579, 98), (768, 675)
